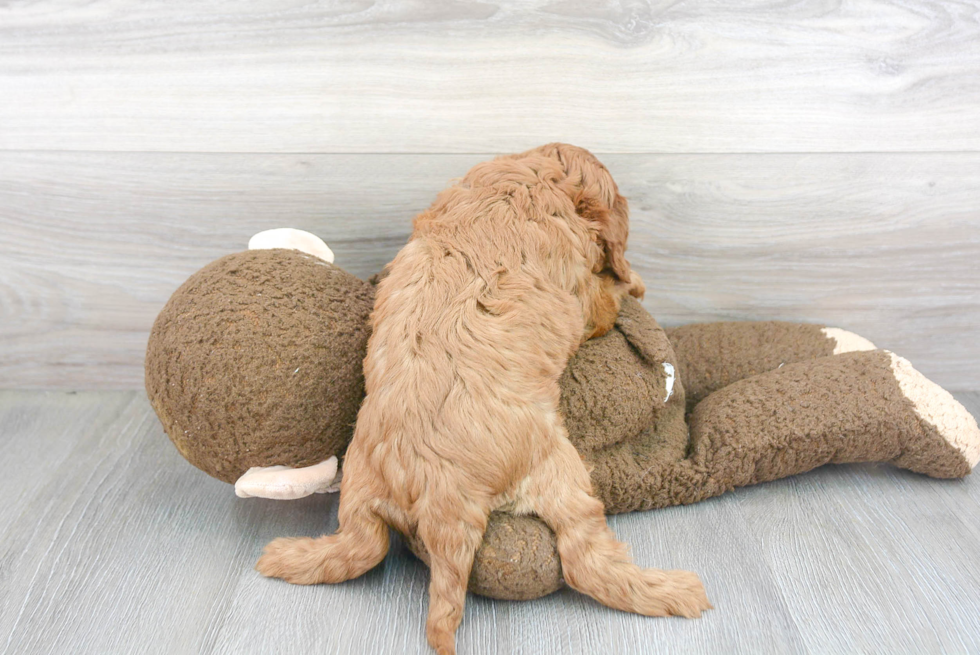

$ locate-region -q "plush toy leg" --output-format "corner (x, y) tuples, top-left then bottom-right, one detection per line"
(665, 321), (876, 411)
(687, 350), (980, 490)
(572, 348), (978, 513)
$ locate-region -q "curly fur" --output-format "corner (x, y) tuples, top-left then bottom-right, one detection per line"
(256, 144), (710, 654)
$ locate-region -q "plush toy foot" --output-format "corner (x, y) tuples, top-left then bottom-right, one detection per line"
(235, 457), (340, 499)
(888, 353), (980, 475)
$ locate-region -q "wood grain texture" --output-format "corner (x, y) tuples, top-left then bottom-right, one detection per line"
(2, 391), (979, 654)
(2, 151), (978, 389)
(2, 1), (980, 153)
(737, 463), (980, 653)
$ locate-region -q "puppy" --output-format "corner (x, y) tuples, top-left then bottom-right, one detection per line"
(256, 143), (711, 654)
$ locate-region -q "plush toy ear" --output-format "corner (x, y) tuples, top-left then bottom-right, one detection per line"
(248, 228), (335, 263)
(234, 456), (341, 499)
(576, 192), (645, 299)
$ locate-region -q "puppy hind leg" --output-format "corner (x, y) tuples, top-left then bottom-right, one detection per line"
(525, 437), (711, 618)
(416, 502), (488, 655)
(255, 475), (390, 585)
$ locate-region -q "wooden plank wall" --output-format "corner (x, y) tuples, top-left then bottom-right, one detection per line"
(1, 1), (979, 390)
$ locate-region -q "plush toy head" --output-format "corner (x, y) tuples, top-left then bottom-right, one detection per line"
(145, 245), (373, 486)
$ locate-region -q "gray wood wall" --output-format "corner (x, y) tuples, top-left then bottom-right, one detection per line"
(2, 1), (979, 390)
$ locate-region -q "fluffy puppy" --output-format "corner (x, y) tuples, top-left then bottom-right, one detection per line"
(256, 143), (711, 654)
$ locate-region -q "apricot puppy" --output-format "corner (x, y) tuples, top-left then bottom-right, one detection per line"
(256, 143), (711, 654)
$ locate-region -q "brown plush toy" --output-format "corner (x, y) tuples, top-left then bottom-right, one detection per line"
(146, 229), (980, 601)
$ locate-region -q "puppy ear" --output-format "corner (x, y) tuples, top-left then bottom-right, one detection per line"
(576, 192), (635, 285)
(604, 194), (634, 283)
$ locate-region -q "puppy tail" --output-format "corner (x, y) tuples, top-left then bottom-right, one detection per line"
(526, 438), (712, 618)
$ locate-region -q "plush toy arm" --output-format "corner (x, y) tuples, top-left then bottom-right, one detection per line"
(234, 457), (340, 499)
(665, 321), (875, 411)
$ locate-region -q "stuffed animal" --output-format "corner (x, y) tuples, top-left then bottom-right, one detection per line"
(145, 229), (980, 601)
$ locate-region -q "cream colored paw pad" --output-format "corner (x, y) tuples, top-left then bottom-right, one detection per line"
(822, 327), (877, 355)
(889, 352), (980, 469)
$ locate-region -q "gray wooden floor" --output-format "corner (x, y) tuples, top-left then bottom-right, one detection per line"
(3, 390), (980, 655)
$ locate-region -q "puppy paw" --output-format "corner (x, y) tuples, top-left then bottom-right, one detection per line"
(255, 537), (324, 585)
(636, 569), (712, 618)
(666, 570), (713, 618)
(627, 270), (646, 300)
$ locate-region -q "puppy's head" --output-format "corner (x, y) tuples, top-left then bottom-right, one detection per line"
(526, 143), (645, 300)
